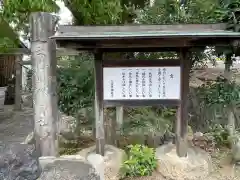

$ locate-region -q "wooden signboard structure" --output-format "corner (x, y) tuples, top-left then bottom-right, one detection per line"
(93, 53), (189, 156)
(30, 12), (240, 157)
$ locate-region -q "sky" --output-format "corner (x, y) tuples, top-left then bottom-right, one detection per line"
(56, 1), (73, 25)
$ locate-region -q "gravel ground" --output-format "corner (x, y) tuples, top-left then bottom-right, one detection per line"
(0, 106), (240, 180)
(0, 105), (34, 152)
(1, 67), (240, 180)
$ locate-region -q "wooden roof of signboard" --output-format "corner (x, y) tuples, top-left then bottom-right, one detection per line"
(0, 18), (29, 54)
(51, 23), (240, 52)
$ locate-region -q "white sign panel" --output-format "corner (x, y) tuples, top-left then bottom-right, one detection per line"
(103, 67), (180, 100)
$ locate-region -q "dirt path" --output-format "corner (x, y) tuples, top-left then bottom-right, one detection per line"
(0, 106), (33, 152)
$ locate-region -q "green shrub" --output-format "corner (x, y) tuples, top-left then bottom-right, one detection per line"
(196, 76), (240, 106)
(122, 107), (174, 137)
(121, 144), (157, 178)
(207, 124), (230, 147)
(57, 54), (94, 116)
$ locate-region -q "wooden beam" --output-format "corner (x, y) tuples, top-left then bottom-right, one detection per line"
(30, 12), (58, 157)
(100, 38), (192, 48)
(102, 59), (180, 67)
(57, 38), (193, 50)
(57, 42), (180, 52)
(176, 48), (191, 157)
(58, 23), (227, 34)
(56, 37), (236, 51)
(0, 48), (30, 55)
(94, 50), (105, 155)
(14, 55), (22, 110)
(104, 99), (179, 107)
(21, 48), (81, 65)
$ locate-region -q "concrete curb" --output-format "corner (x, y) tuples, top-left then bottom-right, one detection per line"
(39, 155), (85, 169)
(39, 154), (104, 180)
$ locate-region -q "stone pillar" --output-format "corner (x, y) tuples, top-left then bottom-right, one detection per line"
(30, 12), (58, 156)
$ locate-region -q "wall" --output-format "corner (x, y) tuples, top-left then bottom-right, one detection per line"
(0, 55), (15, 87)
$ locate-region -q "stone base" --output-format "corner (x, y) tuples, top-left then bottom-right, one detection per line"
(39, 155), (85, 170)
(155, 143), (212, 180)
(78, 144), (126, 180)
(87, 153), (104, 180)
(38, 155), (99, 180)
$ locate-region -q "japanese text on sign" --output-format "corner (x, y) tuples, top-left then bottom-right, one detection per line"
(103, 67), (180, 100)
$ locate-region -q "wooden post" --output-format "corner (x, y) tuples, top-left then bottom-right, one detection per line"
(225, 54), (235, 146)
(116, 106), (123, 128)
(116, 106), (123, 145)
(176, 49), (191, 157)
(49, 24), (58, 148)
(30, 12), (58, 156)
(94, 50), (105, 155)
(15, 55), (22, 110)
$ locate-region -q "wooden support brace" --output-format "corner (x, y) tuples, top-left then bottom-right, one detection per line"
(115, 106), (123, 146)
(116, 106), (123, 130)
